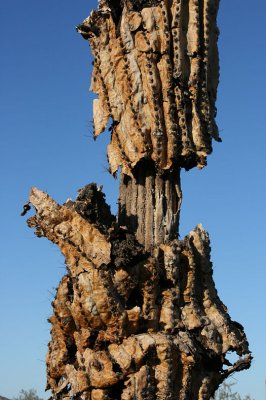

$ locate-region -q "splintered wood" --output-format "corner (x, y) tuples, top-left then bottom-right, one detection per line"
(27, 187), (251, 400)
(78, 0), (221, 175)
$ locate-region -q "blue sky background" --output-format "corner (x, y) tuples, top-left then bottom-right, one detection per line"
(0, 1), (265, 399)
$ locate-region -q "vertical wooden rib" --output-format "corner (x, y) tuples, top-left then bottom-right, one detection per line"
(172, 0), (190, 83)
(118, 163), (181, 251)
(188, 0), (207, 152)
(172, 0), (195, 158)
(158, 168), (181, 246)
(130, 171), (138, 233)
(144, 167), (155, 250)
(136, 166), (146, 245)
(154, 174), (165, 246)
(202, 0), (211, 131)
(204, 0), (220, 141)
(187, 0), (201, 86)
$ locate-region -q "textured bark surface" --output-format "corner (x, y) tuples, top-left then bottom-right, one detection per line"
(77, 0), (221, 249)
(77, 0), (221, 176)
(118, 162), (182, 249)
(24, 1), (252, 398)
(26, 187), (251, 400)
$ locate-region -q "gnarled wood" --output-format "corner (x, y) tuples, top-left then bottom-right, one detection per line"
(27, 187), (251, 400)
(24, 1), (252, 398)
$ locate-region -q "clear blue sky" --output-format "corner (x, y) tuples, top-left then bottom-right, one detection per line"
(0, 1), (265, 399)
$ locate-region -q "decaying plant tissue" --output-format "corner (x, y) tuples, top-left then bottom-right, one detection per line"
(25, 1), (251, 399)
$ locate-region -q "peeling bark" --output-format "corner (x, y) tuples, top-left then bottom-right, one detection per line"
(77, 0), (221, 176)
(77, 0), (221, 248)
(24, 1), (252, 398)
(26, 187), (251, 399)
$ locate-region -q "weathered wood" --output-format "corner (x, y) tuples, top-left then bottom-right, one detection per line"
(118, 162), (182, 249)
(27, 189), (251, 399)
(77, 0), (221, 248)
(77, 0), (221, 176)
(24, 1), (252, 398)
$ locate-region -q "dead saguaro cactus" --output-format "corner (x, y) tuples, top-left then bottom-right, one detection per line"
(78, 0), (221, 172)
(27, 188), (251, 400)
(77, 0), (221, 250)
(25, 1), (251, 399)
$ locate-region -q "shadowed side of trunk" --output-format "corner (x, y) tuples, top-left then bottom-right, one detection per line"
(118, 161), (182, 250)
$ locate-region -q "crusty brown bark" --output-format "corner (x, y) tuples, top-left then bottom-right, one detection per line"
(27, 188), (251, 400)
(24, 1), (252, 398)
(77, 0), (221, 176)
(77, 0), (221, 248)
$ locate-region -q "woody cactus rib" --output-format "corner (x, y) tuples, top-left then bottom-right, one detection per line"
(77, 0), (220, 175)
(77, 0), (221, 249)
